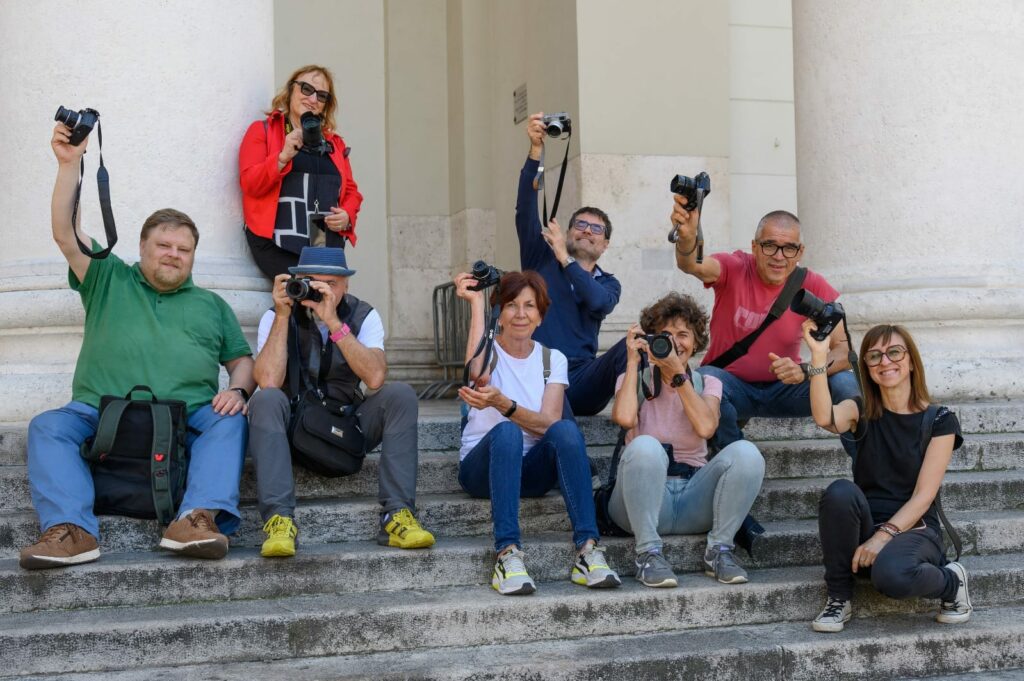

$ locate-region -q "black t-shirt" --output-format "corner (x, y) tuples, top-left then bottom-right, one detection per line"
(852, 406), (963, 531)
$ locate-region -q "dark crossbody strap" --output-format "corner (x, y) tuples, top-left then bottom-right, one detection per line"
(919, 404), (962, 561)
(707, 266), (807, 369)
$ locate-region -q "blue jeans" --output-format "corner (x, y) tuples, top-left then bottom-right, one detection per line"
(566, 338), (628, 416)
(458, 419), (599, 553)
(701, 367), (860, 456)
(607, 435), (765, 554)
(27, 401), (247, 538)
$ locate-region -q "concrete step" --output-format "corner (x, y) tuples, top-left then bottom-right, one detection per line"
(5, 510), (1022, 615)
(15, 604), (1024, 681)
(3, 553), (1023, 677)
(3, 469), (1023, 555)
(2, 431), (1021, 512)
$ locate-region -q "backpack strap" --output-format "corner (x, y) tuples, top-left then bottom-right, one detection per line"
(488, 343), (553, 383)
(149, 403), (177, 526)
(708, 266), (807, 369)
(919, 404), (961, 561)
(82, 399), (131, 462)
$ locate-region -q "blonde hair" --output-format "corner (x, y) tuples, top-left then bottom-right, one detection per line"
(267, 64), (338, 134)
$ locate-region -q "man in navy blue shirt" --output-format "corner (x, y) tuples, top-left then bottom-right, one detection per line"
(514, 112), (626, 416)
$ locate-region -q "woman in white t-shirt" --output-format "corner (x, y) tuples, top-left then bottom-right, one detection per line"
(455, 270), (621, 596)
(609, 292), (764, 588)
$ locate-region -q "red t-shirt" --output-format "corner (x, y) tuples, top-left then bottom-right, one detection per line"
(701, 250), (839, 383)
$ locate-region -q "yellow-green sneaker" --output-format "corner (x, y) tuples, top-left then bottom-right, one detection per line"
(378, 508), (435, 549)
(261, 515), (297, 558)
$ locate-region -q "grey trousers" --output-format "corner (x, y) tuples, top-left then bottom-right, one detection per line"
(247, 383), (420, 521)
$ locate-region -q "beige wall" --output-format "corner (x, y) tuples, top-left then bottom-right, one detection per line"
(274, 0), (390, 325)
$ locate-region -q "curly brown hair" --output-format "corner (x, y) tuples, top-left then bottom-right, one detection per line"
(639, 292), (709, 353)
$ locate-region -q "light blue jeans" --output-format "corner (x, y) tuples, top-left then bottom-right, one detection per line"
(27, 401), (247, 538)
(607, 435), (765, 554)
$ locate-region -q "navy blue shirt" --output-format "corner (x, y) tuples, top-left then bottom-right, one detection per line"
(515, 157), (621, 362)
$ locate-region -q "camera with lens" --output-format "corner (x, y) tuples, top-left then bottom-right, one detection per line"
(670, 172), (711, 209)
(285, 276), (324, 303)
(55, 106), (99, 146)
(541, 112), (571, 137)
(636, 332), (675, 359)
(467, 260), (504, 292)
(300, 112), (331, 155)
(790, 289), (845, 341)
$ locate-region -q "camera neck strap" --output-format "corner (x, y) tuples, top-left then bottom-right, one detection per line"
(72, 117), (118, 260)
(463, 302), (502, 389)
(537, 132), (572, 227)
(707, 266), (807, 369)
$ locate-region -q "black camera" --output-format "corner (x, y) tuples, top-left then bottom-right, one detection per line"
(542, 112), (571, 137)
(638, 332), (674, 359)
(285, 276), (324, 303)
(55, 106), (99, 146)
(300, 112), (331, 155)
(790, 289), (845, 341)
(467, 260), (503, 292)
(670, 172), (711, 210)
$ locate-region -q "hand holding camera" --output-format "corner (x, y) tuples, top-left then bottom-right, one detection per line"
(669, 172), (711, 264)
(272, 274), (296, 317)
(801, 318), (831, 363)
(541, 218), (569, 263)
(51, 122), (89, 166)
(453, 272), (485, 304)
(279, 127), (304, 166)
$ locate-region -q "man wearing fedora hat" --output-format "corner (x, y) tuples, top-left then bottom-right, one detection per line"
(248, 246), (434, 556)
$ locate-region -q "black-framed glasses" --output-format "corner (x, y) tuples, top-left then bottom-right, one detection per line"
(864, 345), (908, 366)
(757, 241), (801, 258)
(573, 219), (607, 236)
(293, 80), (331, 104)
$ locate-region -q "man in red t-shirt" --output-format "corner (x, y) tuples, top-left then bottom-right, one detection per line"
(671, 200), (860, 453)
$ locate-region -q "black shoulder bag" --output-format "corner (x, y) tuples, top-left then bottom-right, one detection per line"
(286, 316), (367, 477)
(80, 385), (189, 525)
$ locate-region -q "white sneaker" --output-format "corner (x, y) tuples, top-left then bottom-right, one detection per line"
(936, 561), (973, 624)
(491, 547), (536, 595)
(812, 596), (852, 633)
(571, 542), (621, 588)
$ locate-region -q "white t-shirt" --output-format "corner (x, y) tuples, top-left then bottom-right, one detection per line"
(256, 308), (385, 353)
(459, 341), (569, 461)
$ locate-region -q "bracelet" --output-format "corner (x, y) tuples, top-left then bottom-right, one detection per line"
(329, 323), (351, 343)
(503, 400), (518, 418)
(807, 364), (828, 377)
(877, 522), (902, 538)
(229, 387), (250, 401)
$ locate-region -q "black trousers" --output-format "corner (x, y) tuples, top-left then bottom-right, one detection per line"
(818, 479), (957, 602)
(565, 338), (628, 416)
(246, 229), (301, 280)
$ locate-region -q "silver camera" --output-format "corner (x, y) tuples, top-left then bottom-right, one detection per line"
(542, 112), (571, 137)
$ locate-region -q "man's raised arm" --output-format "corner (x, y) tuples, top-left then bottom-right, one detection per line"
(671, 193), (721, 285)
(50, 123), (92, 283)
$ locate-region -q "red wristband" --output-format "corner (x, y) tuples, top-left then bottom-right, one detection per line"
(329, 323), (351, 343)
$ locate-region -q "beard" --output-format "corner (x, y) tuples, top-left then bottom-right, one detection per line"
(146, 262), (189, 291)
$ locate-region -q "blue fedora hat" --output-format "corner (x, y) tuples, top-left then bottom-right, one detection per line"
(288, 247), (356, 277)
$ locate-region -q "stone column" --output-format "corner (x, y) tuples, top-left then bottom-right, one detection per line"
(792, 1), (1024, 399)
(0, 0), (274, 421)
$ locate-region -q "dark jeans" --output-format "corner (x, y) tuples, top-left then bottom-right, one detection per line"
(458, 419), (598, 553)
(818, 479), (957, 602)
(566, 338), (628, 416)
(700, 366), (861, 457)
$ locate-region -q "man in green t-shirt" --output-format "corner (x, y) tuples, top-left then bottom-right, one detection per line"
(19, 121), (256, 570)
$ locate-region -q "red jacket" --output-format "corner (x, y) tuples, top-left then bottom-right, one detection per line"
(238, 110), (363, 246)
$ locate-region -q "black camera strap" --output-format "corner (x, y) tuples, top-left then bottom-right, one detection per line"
(537, 131), (572, 227)
(463, 302), (502, 388)
(72, 117), (118, 259)
(708, 266), (807, 369)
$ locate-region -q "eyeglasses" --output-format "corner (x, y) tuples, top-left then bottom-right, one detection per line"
(573, 219), (607, 236)
(293, 80), (331, 104)
(757, 241), (801, 258)
(864, 345), (908, 366)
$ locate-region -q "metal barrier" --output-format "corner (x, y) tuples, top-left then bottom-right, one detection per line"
(418, 282), (490, 399)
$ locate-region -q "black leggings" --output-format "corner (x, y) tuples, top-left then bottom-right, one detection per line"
(818, 479), (957, 602)
(245, 229), (300, 280)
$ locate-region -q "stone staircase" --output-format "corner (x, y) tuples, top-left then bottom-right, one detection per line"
(2, 401), (1023, 679)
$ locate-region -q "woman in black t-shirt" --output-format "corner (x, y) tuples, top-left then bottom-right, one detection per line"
(802, 322), (970, 633)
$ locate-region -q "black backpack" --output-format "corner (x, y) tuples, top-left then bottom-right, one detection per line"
(80, 385), (190, 525)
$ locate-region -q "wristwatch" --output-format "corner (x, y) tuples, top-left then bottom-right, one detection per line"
(503, 400), (518, 418)
(562, 256), (576, 269)
(807, 364), (828, 377)
(229, 387), (250, 401)
(670, 373), (688, 388)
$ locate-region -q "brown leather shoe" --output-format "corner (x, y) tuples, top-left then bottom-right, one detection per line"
(20, 523), (100, 570)
(159, 509), (228, 559)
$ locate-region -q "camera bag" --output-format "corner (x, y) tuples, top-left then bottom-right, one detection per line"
(80, 385), (189, 525)
(286, 315), (366, 478)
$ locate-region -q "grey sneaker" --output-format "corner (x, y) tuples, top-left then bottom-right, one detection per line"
(491, 547), (536, 595)
(635, 550), (678, 588)
(936, 561), (972, 624)
(703, 544), (749, 584)
(571, 542), (622, 588)
(812, 596), (852, 633)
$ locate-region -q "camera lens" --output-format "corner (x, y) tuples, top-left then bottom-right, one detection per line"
(55, 106), (81, 129)
(285, 278), (310, 300)
(790, 289), (828, 319)
(301, 111), (323, 148)
(649, 335), (674, 359)
(471, 260), (490, 279)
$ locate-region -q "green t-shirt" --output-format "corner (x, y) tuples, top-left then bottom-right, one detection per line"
(69, 253), (252, 414)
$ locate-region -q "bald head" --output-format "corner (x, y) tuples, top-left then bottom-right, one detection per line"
(755, 210), (800, 241)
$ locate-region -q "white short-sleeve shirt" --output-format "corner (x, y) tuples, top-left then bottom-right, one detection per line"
(256, 308), (385, 353)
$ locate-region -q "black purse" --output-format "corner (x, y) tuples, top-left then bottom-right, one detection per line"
(286, 316), (366, 478)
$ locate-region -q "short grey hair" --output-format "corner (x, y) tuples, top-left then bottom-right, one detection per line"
(755, 210), (800, 240)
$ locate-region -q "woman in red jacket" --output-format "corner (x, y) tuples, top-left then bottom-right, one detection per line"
(239, 64), (363, 278)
